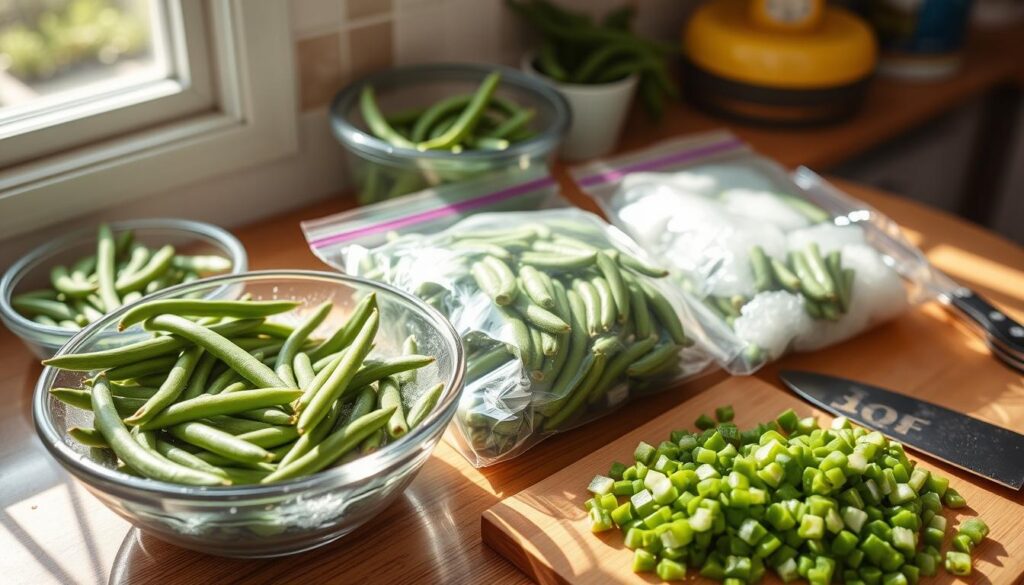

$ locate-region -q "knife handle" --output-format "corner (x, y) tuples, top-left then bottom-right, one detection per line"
(949, 288), (1024, 369)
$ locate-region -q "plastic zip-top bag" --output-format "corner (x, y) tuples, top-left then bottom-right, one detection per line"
(574, 131), (923, 374)
(303, 169), (713, 466)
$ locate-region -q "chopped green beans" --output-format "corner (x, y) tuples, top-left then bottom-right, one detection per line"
(585, 406), (987, 583)
(47, 296), (440, 485)
(12, 226), (233, 331)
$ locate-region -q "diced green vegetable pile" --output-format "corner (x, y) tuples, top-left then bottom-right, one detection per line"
(586, 407), (989, 583)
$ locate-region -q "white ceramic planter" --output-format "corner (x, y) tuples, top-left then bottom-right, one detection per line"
(522, 53), (638, 162)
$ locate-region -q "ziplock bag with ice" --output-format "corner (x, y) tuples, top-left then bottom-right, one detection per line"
(574, 131), (923, 374)
(302, 169), (713, 466)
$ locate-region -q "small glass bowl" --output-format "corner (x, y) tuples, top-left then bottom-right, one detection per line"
(330, 62), (570, 204)
(1, 218), (247, 359)
(33, 270), (466, 557)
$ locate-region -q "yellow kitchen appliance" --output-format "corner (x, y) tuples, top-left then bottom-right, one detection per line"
(682, 0), (878, 126)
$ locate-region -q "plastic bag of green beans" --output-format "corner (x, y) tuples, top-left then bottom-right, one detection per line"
(303, 170), (715, 466)
(574, 130), (928, 374)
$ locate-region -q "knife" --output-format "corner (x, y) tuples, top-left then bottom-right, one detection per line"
(793, 168), (1024, 372)
(780, 370), (1024, 490)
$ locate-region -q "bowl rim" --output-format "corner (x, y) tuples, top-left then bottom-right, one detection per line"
(32, 269), (466, 500)
(329, 62), (571, 162)
(0, 218), (249, 339)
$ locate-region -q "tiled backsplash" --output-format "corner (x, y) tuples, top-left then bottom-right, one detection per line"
(293, 0), (696, 111)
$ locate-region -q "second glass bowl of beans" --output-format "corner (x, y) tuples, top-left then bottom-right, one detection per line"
(0, 218), (247, 359)
(32, 270), (465, 557)
(330, 63), (570, 204)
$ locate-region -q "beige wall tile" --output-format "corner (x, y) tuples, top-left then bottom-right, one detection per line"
(349, 20), (394, 78)
(290, 0), (346, 37)
(347, 0), (393, 21)
(297, 32), (345, 111)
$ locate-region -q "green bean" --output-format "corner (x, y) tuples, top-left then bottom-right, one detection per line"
(714, 295), (740, 319)
(44, 318), (261, 370)
(544, 350), (607, 431)
(395, 335), (419, 385)
(309, 293), (376, 361)
(804, 243), (837, 300)
(820, 301), (840, 321)
(33, 315), (59, 327)
(572, 278), (601, 336)
(117, 245), (150, 280)
(277, 397), (344, 467)
(108, 383), (158, 399)
(297, 349), (345, 411)
(482, 256), (518, 306)
(453, 226), (539, 242)
(124, 347), (203, 426)
(96, 224), (121, 311)
(347, 354), (435, 395)
(384, 106), (425, 127)
(360, 86), (415, 148)
(235, 407), (294, 426)
(484, 107), (534, 140)
(842, 268), (856, 310)
(153, 438), (229, 477)
(639, 280), (688, 346)
(750, 246), (774, 292)
(169, 421), (273, 464)
(769, 257), (801, 293)
(293, 352), (315, 390)
(203, 415), (273, 435)
(539, 290), (590, 417)
(69, 426), (109, 448)
(406, 382), (444, 429)
(235, 425), (300, 449)
(58, 319), (80, 330)
(590, 334), (658, 405)
(220, 381), (251, 394)
(71, 256), (97, 281)
(113, 230), (134, 258)
(791, 251), (829, 301)
(105, 355), (178, 382)
(12, 296), (76, 321)
(471, 261), (504, 306)
(137, 388), (302, 430)
(297, 310), (379, 433)
(499, 308), (536, 370)
(261, 407), (395, 483)
(612, 250), (669, 278)
(591, 275), (616, 332)
(466, 345), (512, 380)
(777, 193), (830, 223)
(418, 72), (501, 150)
(467, 137), (509, 151)
(520, 250), (596, 270)
(804, 297), (823, 319)
(275, 301), (332, 387)
(50, 265), (95, 297)
(595, 252), (629, 324)
(452, 239), (514, 261)
(540, 331), (559, 356)
(826, 251), (849, 312)
(379, 376), (409, 438)
(528, 327), (544, 379)
(512, 289), (570, 334)
(171, 254), (233, 273)
(50, 387), (147, 416)
(409, 95), (471, 142)
(73, 299), (104, 324)
(537, 39), (568, 80)
(118, 299), (298, 331)
(143, 315), (286, 388)
(90, 377), (225, 485)
(206, 361), (242, 394)
(519, 266), (555, 309)
(627, 342), (681, 377)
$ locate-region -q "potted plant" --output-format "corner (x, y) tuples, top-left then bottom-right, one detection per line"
(508, 0), (677, 160)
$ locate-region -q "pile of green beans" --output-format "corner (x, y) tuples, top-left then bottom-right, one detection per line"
(12, 224), (233, 331)
(507, 0), (677, 117)
(357, 71), (538, 203)
(359, 219), (693, 460)
(586, 407), (988, 583)
(44, 296), (440, 486)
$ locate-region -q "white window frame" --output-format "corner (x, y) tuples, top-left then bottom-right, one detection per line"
(0, 0), (298, 238)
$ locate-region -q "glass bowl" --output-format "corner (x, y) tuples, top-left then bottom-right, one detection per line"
(330, 62), (570, 204)
(1, 218), (247, 359)
(32, 270), (465, 557)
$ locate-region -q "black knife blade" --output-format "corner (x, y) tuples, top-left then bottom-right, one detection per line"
(780, 370), (1024, 490)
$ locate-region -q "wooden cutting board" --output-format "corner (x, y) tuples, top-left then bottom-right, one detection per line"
(481, 377), (1024, 585)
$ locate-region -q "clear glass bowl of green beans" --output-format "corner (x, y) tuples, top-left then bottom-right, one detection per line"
(1, 218), (248, 359)
(32, 270), (465, 557)
(330, 63), (570, 205)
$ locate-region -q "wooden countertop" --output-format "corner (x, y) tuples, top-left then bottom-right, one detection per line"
(620, 24), (1024, 170)
(3, 173), (1023, 584)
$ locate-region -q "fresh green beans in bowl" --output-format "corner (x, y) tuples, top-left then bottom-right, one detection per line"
(331, 63), (570, 204)
(33, 271), (464, 557)
(1, 218), (247, 359)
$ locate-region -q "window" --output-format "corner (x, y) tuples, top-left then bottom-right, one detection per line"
(0, 1), (298, 238)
